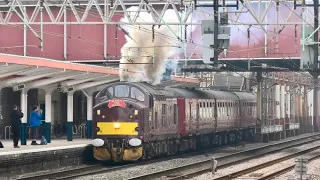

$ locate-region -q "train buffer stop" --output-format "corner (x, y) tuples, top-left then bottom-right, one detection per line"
(0, 53), (199, 177)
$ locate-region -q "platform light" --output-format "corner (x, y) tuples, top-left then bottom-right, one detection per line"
(114, 122), (120, 129)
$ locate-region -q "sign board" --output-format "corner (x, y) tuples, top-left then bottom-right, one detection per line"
(294, 158), (308, 176)
(201, 20), (230, 64)
(108, 99), (126, 108)
(211, 157), (218, 174)
(300, 25), (315, 70)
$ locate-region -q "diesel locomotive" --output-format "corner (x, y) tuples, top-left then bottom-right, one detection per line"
(91, 82), (256, 162)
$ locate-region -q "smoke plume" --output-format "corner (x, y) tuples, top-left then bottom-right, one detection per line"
(119, 7), (198, 85)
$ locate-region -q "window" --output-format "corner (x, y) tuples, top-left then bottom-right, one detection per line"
(98, 87), (113, 101)
(155, 111), (158, 129)
(115, 85), (129, 97)
(173, 104), (177, 124)
(108, 87), (113, 96)
(131, 87), (145, 101)
(189, 103), (192, 118)
(161, 116), (165, 127)
(197, 104), (200, 118)
(162, 104), (167, 115)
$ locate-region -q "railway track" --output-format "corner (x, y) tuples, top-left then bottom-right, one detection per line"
(16, 133), (320, 180)
(14, 142), (242, 180)
(212, 145), (320, 180)
(253, 153), (320, 180)
(127, 134), (320, 180)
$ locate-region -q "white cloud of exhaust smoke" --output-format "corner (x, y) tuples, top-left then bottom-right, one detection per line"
(119, 6), (198, 85)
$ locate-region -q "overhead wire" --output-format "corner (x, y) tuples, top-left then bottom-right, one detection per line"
(0, 0), (313, 81)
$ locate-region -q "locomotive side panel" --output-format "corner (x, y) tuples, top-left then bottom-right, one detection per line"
(148, 99), (179, 140)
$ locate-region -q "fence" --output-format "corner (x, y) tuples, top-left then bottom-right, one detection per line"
(3, 124), (87, 140)
(72, 124), (87, 138)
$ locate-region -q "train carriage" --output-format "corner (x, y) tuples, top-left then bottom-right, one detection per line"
(91, 82), (257, 162)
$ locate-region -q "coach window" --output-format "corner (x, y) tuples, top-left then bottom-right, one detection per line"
(203, 102), (206, 119)
(207, 102), (210, 119)
(189, 102), (192, 118)
(162, 104), (166, 115)
(209, 102), (214, 118)
(154, 111), (158, 129)
(115, 85), (129, 98)
(173, 104), (177, 124)
(131, 87), (145, 101)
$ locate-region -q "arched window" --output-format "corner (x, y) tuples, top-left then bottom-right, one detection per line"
(131, 87), (145, 101)
(108, 87), (114, 96)
(115, 85), (129, 97)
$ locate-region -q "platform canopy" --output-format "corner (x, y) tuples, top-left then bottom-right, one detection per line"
(0, 53), (199, 92)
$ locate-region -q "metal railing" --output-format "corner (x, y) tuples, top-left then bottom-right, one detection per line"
(4, 125), (31, 139)
(4, 126), (11, 140)
(73, 124), (87, 138)
(3, 124), (88, 139)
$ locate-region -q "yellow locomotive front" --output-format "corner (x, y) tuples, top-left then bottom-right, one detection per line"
(91, 83), (149, 162)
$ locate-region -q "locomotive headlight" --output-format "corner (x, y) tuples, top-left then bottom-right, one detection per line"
(129, 138), (142, 147)
(134, 110), (138, 116)
(114, 122), (120, 129)
(92, 138), (104, 147)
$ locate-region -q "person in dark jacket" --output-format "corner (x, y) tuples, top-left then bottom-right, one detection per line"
(29, 105), (42, 145)
(10, 105), (24, 148)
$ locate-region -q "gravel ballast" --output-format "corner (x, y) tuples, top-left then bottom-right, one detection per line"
(190, 141), (320, 180)
(273, 156), (320, 180)
(74, 134), (319, 180)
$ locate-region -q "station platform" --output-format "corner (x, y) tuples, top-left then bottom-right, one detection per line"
(0, 139), (91, 154)
(0, 139), (94, 177)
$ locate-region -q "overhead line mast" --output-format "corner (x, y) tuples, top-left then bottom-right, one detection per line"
(313, 0), (319, 132)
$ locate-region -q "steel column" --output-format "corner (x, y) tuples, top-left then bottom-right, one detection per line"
(64, 5), (67, 60)
(45, 92), (52, 143)
(313, 0), (319, 132)
(20, 89), (27, 145)
(67, 92), (74, 141)
(87, 95), (93, 139)
(23, 6), (27, 56)
(213, 0), (219, 67)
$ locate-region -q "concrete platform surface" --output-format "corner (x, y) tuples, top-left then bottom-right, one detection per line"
(0, 139), (92, 156)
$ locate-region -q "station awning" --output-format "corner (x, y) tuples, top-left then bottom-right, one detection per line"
(0, 53), (199, 92)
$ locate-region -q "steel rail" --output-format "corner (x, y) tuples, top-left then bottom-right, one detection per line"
(256, 154), (320, 180)
(16, 133), (320, 180)
(127, 134), (320, 180)
(16, 138), (253, 180)
(212, 145), (320, 180)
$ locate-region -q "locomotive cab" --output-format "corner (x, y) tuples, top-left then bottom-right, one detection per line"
(92, 83), (150, 162)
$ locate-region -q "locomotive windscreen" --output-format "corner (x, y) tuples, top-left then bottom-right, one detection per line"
(95, 104), (139, 123)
